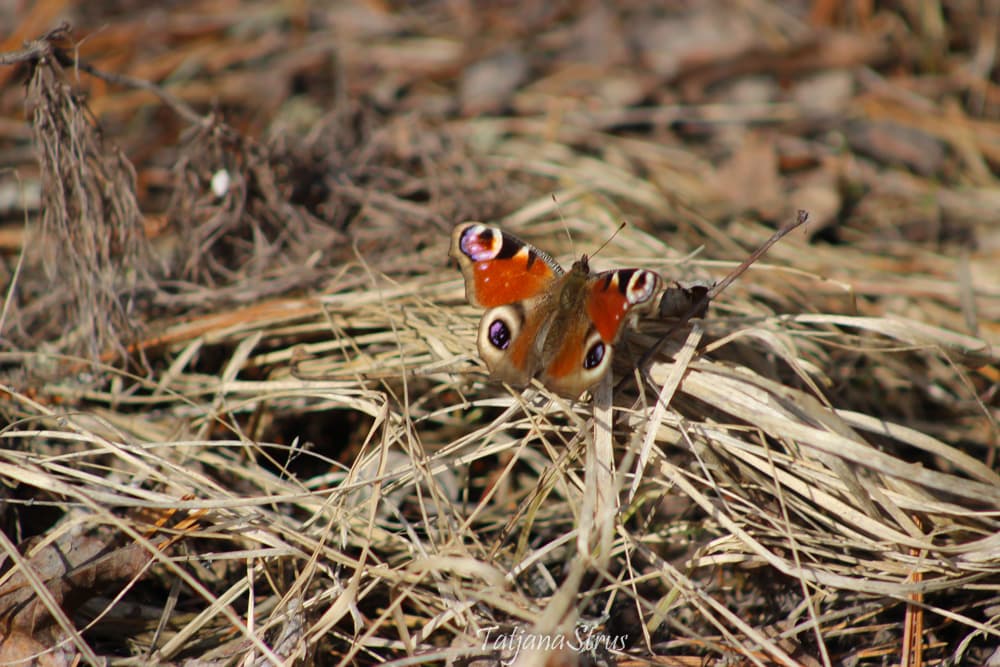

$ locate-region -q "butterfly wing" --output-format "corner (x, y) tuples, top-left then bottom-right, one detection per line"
(450, 223), (562, 308)
(538, 266), (661, 397)
(451, 223), (564, 386)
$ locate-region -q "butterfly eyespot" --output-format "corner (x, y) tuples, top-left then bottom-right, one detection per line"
(460, 224), (503, 261)
(487, 319), (513, 350)
(626, 270), (659, 304)
(583, 341), (606, 370)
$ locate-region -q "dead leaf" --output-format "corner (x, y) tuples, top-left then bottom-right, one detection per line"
(713, 131), (784, 218)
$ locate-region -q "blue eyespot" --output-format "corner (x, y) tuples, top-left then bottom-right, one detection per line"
(488, 319), (512, 350)
(584, 342), (605, 369)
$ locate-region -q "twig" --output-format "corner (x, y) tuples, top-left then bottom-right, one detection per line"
(0, 22), (209, 127)
(73, 60), (209, 127)
(0, 23), (73, 66)
(623, 209), (810, 393)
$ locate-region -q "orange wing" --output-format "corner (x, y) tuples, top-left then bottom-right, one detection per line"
(451, 223), (562, 308)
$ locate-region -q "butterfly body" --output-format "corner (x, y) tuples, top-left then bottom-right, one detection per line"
(450, 223), (661, 397)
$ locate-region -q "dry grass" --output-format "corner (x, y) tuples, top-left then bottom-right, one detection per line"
(0, 4), (998, 666)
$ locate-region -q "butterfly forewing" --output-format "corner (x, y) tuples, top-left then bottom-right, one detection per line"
(586, 269), (660, 342)
(451, 223), (561, 308)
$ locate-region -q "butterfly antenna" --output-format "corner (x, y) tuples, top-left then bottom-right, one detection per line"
(550, 193), (626, 259)
(590, 221), (627, 259)
(551, 193), (575, 253)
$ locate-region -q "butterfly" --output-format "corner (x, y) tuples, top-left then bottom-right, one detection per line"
(450, 222), (662, 398)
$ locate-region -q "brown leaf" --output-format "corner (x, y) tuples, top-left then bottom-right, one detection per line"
(713, 131), (784, 218)
(845, 119), (947, 176)
(0, 532), (154, 656)
(460, 48), (529, 115)
(0, 626), (75, 667)
(659, 281), (712, 320)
